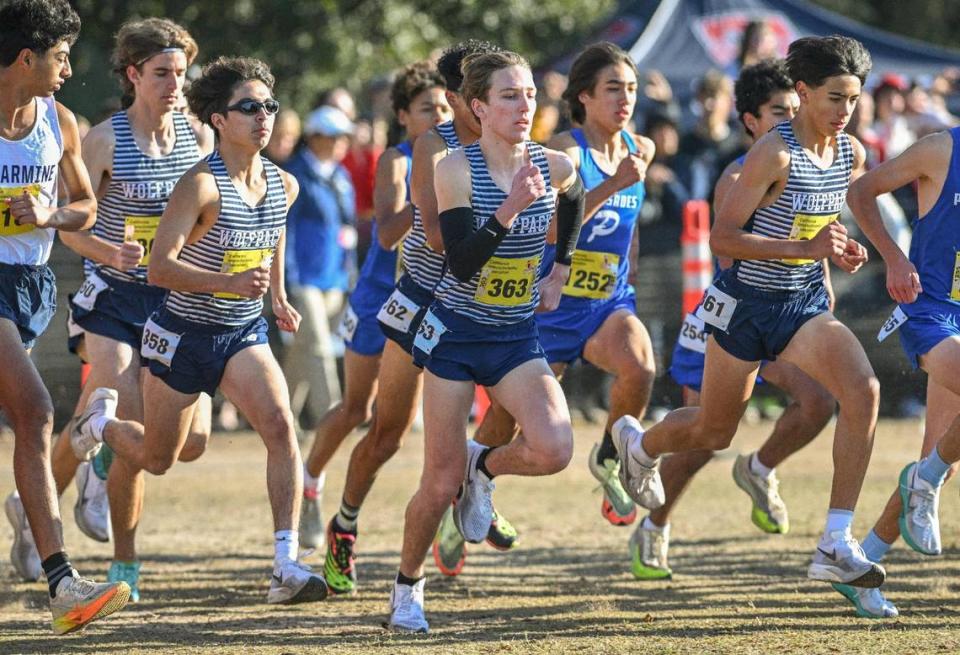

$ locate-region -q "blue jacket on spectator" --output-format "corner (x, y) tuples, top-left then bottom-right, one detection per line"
(284, 146), (356, 291)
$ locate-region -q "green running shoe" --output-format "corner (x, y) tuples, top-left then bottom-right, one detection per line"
(323, 519), (357, 594)
(629, 519), (672, 580)
(732, 453), (789, 534)
(433, 504), (466, 576)
(107, 560), (141, 603)
(485, 508), (518, 551)
(588, 443), (637, 526)
(832, 582), (899, 618)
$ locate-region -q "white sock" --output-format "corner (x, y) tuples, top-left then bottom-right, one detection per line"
(90, 415), (111, 442)
(303, 466), (324, 493)
(635, 435), (657, 467)
(642, 516), (666, 532)
(822, 509), (854, 542)
(274, 529), (299, 565)
(749, 452), (773, 478)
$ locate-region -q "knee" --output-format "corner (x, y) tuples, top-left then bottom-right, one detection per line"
(177, 431), (209, 463)
(259, 407), (298, 449)
(144, 452), (176, 476)
(362, 424), (404, 466)
(685, 449), (716, 470)
(698, 423), (737, 452)
(10, 400), (54, 442)
(534, 425), (574, 475)
(343, 402), (372, 432)
(420, 468), (463, 506)
(801, 386), (836, 428)
(618, 357), (656, 390)
(840, 375), (880, 420)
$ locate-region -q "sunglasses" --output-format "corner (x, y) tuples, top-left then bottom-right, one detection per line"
(225, 98), (280, 115)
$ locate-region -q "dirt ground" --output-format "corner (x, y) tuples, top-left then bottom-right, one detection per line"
(0, 417), (958, 654)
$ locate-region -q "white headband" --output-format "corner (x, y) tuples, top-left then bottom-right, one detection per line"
(135, 47), (184, 66)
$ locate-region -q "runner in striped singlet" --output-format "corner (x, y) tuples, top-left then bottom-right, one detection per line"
(34, 20), (213, 603)
(615, 36), (885, 591)
(389, 50), (584, 633)
(0, 0), (130, 634)
(70, 57), (328, 606)
(295, 61), (450, 593)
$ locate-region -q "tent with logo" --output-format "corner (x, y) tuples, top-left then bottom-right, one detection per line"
(550, 0), (959, 98)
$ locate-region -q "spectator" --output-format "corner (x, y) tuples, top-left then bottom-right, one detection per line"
(283, 106), (357, 429)
(731, 20), (778, 77)
(265, 108), (301, 165)
(676, 69), (740, 201)
(873, 73), (913, 161)
(637, 109), (691, 255)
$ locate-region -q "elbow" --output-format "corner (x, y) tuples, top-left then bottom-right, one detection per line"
(377, 226), (399, 251)
(146, 259), (168, 287)
(709, 231), (732, 258)
(426, 230), (445, 254)
(449, 262), (474, 283)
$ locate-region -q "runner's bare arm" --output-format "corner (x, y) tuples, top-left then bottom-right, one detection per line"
(373, 146), (413, 250)
(272, 171), (301, 332)
(410, 130), (447, 253)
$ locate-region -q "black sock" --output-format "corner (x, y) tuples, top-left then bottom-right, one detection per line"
(42, 552), (74, 598)
(596, 430), (618, 463)
(476, 447), (496, 480)
(396, 571), (423, 587)
(334, 499), (360, 533)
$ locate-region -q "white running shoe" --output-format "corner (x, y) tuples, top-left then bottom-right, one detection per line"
(832, 582), (899, 619)
(299, 474), (325, 550)
(388, 578), (429, 633)
(71, 388), (118, 461)
(50, 571), (130, 635)
(453, 440), (495, 544)
(4, 492), (42, 581)
(629, 519), (672, 580)
(808, 530), (885, 588)
(267, 559), (328, 604)
(611, 416), (664, 510)
(898, 462), (942, 556)
(732, 453), (789, 534)
(74, 462), (111, 543)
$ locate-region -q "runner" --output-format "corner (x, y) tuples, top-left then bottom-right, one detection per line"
(389, 50), (583, 633)
(634, 59), (836, 580)
(70, 56), (327, 605)
(0, 0), (129, 633)
(614, 35), (884, 590)
(316, 41), (499, 596)
(297, 60), (450, 552)
(840, 123), (960, 617)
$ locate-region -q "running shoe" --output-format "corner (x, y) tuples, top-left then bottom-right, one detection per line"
(75, 461), (112, 543)
(267, 559), (328, 604)
(732, 453), (789, 534)
(807, 530), (885, 588)
(588, 442), (637, 526)
(433, 504), (466, 576)
(629, 519), (672, 580)
(299, 482), (325, 550)
(388, 579), (428, 633)
(898, 462), (942, 556)
(107, 560), (141, 603)
(50, 572), (130, 635)
(454, 440), (495, 543)
(323, 519), (357, 594)
(486, 508), (518, 551)
(4, 492), (42, 582)
(611, 416), (664, 510)
(71, 388), (118, 461)
(832, 582), (899, 619)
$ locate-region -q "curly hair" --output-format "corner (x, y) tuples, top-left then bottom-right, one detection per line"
(735, 58), (794, 135)
(562, 42), (639, 125)
(391, 60), (445, 114)
(787, 35), (872, 88)
(437, 39), (502, 93)
(112, 18), (198, 106)
(185, 56), (275, 133)
(0, 0), (80, 66)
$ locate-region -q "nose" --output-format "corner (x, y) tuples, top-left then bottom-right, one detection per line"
(62, 57), (72, 79)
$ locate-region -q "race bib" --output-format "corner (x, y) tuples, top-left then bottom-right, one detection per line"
(877, 306), (908, 343)
(413, 309), (446, 355)
(72, 272), (110, 311)
(783, 213), (838, 265)
(677, 313), (708, 354)
(951, 252), (960, 301)
(215, 248), (274, 299)
(694, 284), (738, 332)
(475, 256), (538, 307)
(124, 216), (160, 266)
(377, 287), (420, 334)
(0, 184), (41, 236)
(141, 318), (182, 367)
(562, 250), (619, 299)
(339, 303), (359, 341)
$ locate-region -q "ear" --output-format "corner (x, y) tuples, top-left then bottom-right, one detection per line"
(578, 89), (591, 106)
(470, 97), (485, 121)
(16, 48), (32, 68)
(126, 64), (141, 86)
(742, 112), (760, 137)
(210, 111), (227, 133)
(396, 108), (409, 128)
(444, 90), (458, 108)
(795, 80), (810, 103)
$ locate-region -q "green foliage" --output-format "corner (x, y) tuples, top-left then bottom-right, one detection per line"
(60, 0), (617, 120)
(809, 0), (960, 50)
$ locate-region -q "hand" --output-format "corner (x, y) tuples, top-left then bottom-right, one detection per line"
(229, 265), (271, 299)
(884, 253), (922, 303)
(805, 222), (847, 260)
(612, 152), (648, 190)
(501, 163), (546, 220)
(112, 241), (145, 271)
(536, 263), (568, 313)
(831, 237), (868, 274)
(7, 191), (54, 228)
(644, 70), (673, 104)
(645, 162), (674, 186)
(273, 296), (301, 333)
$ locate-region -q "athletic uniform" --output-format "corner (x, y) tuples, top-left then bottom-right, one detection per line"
(71, 111), (201, 355)
(536, 129), (644, 364)
(378, 122), (460, 353)
(339, 140), (411, 356)
(140, 151), (286, 394)
(413, 141), (555, 385)
(0, 96), (62, 349)
(892, 127), (960, 367)
(698, 122), (844, 361)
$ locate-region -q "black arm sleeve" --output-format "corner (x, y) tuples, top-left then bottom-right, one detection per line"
(439, 206), (509, 282)
(554, 175), (585, 265)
